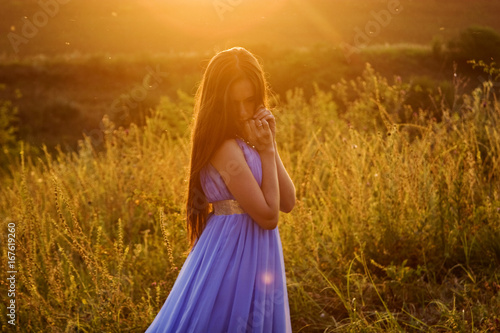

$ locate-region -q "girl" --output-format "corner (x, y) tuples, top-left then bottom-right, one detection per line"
(146, 46), (295, 333)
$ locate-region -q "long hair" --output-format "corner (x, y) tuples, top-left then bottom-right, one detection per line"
(186, 47), (270, 248)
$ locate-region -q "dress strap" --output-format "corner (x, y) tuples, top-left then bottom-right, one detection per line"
(211, 199), (246, 215)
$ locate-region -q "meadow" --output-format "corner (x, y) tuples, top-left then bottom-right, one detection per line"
(1, 62), (499, 331)
(2, 0), (500, 153)
(1, 0), (500, 331)
(0, 35), (495, 155)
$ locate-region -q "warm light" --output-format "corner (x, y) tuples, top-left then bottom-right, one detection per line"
(262, 271), (273, 285)
(136, 0), (290, 42)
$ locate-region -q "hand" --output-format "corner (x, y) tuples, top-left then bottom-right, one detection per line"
(243, 118), (274, 153)
(253, 105), (276, 141)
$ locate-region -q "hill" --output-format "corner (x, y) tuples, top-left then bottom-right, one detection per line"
(1, 0), (500, 57)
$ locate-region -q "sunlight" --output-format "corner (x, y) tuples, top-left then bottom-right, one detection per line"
(262, 271), (274, 285)
(137, 0), (289, 41)
(4, 0), (500, 330)
(290, 0), (343, 45)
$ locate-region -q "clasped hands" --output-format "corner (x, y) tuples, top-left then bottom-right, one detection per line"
(242, 106), (276, 152)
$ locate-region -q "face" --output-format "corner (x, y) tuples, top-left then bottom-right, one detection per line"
(228, 78), (257, 134)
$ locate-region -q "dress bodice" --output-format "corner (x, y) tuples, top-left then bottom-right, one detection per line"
(200, 138), (262, 203)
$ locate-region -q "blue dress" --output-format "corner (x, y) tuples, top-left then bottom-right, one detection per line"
(145, 138), (292, 333)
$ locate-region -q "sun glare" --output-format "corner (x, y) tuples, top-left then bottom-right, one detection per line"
(137, 0), (289, 40)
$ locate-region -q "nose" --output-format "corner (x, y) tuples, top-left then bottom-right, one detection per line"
(238, 103), (252, 120)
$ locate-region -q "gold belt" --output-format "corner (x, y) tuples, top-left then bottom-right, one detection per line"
(211, 199), (246, 215)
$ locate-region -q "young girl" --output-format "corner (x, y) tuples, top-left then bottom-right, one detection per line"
(145, 46), (295, 333)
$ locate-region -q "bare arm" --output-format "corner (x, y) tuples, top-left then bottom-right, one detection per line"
(210, 119), (279, 229)
(253, 106), (296, 213)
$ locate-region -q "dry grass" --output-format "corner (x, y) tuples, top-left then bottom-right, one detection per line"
(1, 65), (499, 332)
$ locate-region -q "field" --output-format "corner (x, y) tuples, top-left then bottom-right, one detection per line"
(2, 0), (500, 150)
(1, 64), (500, 332)
(1, 0), (500, 332)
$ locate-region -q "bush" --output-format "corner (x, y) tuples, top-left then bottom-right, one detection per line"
(448, 25), (500, 64)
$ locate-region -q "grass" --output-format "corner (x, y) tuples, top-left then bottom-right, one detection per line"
(1, 64), (499, 332)
(0, 41), (480, 153)
(2, 0), (500, 154)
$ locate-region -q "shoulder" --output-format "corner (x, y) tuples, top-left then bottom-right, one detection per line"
(210, 139), (250, 178)
(212, 138), (242, 161)
(210, 138), (246, 174)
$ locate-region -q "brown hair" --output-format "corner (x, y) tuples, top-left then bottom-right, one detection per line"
(186, 47), (269, 247)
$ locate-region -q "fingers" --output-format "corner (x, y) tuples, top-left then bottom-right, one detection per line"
(247, 118), (272, 134)
(255, 119), (271, 140)
(255, 104), (266, 115)
(247, 119), (269, 137)
(250, 118), (264, 129)
(262, 114), (275, 123)
(260, 118), (270, 132)
(257, 114), (275, 137)
(248, 119), (258, 134)
(253, 119), (268, 132)
(253, 106), (273, 120)
(256, 119), (273, 150)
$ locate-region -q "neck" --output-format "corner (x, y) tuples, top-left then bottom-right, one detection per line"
(235, 134), (255, 149)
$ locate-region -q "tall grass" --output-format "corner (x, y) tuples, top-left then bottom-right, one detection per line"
(1, 65), (499, 332)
